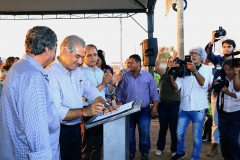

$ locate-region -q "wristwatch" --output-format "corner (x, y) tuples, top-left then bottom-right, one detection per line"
(193, 71), (199, 76)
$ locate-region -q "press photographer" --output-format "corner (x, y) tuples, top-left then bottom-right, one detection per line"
(233, 61), (240, 91)
(170, 46), (213, 160)
(206, 27), (236, 68)
(229, 51), (240, 91)
(212, 59), (240, 159)
(204, 28), (236, 157)
(212, 67), (229, 93)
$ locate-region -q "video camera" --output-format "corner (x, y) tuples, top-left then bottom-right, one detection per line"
(214, 26), (226, 39)
(168, 55), (192, 77)
(213, 64), (229, 93)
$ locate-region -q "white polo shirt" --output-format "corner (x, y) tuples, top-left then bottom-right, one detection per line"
(212, 78), (240, 113)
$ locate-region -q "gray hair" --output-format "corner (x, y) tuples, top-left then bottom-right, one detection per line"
(60, 35), (85, 53)
(25, 26), (57, 55)
(189, 46), (207, 63)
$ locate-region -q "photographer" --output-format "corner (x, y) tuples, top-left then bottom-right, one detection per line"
(205, 31), (236, 157)
(154, 47), (180, 157)
(170, 47), (213, 160)
(212, 60), (240, 159)
(207, 31), (236, 66)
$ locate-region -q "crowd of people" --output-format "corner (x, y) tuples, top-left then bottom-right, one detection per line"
(154, 32), (240, 160)
(0, 25), (240, 160)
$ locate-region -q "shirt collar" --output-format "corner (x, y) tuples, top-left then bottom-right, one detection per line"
(81, 63), (100, 71)
(130, 69), (143, 76)
(51, 57), (77, 75)
(22, 54), (47, 77)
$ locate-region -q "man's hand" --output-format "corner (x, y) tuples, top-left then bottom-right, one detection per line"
(103, 105), (120, 114)
(111, 73), (123, 84)
(186, 62), (197, 72)
(83, 102), (104, 116)
(211, 31), (216, 44)
(102, 73), (112, 86)
(151, 106), (158, 117)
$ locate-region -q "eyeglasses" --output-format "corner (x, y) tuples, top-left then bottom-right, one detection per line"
(190, 52), (201, 56)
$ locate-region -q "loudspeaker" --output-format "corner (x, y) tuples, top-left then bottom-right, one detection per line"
(142, 38), (158, 66)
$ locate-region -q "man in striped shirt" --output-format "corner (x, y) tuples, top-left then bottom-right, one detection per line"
(0, 26), (60, 159)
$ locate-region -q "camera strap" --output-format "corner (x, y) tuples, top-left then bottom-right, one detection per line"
(219, 93), (224, 113)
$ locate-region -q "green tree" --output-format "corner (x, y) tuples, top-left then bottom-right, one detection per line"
(161, 52), (171, 61)
(170, 46), (174, 52)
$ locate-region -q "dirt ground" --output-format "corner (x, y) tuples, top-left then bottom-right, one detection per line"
(133, 118), (223, 160)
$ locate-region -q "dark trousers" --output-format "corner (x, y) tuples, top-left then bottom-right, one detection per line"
(157, 101), (180, 152)
(60, 123), (82, 160)
(219, 110), (240, 160)
(81, 116), (103, 160)
(202, 117), (212, 140)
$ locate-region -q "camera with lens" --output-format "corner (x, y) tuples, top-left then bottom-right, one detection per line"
(214, 26), (226, 38)
(168, 55), (192, 77)
(229, 51), (240, 67)
(231, 58), (240, 67)
(213, 67), (229, 93)
(213, 79), (229, 93)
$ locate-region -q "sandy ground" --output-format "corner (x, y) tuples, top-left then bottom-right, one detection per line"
(133, 117), (223, 160)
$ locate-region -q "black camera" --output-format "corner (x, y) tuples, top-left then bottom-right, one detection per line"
(214, 26), (226, 38)
(213, 79), (229, 93)
(168, 56), (192, 77)
(228, 51), (240, 67)
(213, 67), (229, 93)
(231, 58), (240, 67)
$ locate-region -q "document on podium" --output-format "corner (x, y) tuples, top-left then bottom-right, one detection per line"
(85, 100), (143, 129)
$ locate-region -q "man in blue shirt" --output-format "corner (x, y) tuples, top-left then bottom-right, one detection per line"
(0, 26), (60, 159)
(116, 54), (159, 160)
(205, 31), (236, 157)
(47, 35), (110, 160)
(80, 44), (121, 160)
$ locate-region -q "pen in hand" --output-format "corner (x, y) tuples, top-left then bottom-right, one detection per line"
(91, 100), (107, 111)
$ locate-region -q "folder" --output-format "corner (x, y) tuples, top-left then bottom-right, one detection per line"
(85, 100), (143, 129)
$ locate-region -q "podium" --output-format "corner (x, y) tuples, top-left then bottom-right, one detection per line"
(85, 100), (143, 160)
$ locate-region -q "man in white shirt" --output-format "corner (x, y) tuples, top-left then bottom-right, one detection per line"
(47, 35), (111, 160)
(213, 59), (240, 159)
(170, 46), (213, 160)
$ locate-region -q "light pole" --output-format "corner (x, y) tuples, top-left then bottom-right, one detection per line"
(177, 0), (185, 59)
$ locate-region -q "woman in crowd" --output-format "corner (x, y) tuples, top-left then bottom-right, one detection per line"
(97, 49), (115, 105)
(0, 56), (18, 81)
(0, 56), (18, 94)
(155, 47), (180, 157)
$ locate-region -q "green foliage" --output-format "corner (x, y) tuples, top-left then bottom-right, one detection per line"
(170, 46), (174, 52)
(161, 52), (171, 61)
